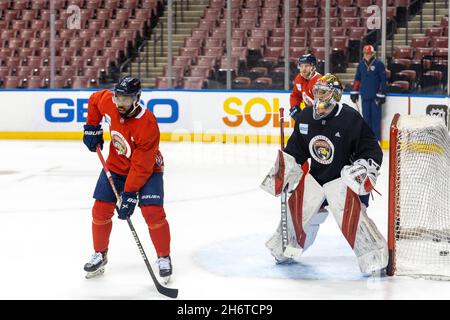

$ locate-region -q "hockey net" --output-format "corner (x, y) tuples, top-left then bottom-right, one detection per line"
(387, 114), (450, 280)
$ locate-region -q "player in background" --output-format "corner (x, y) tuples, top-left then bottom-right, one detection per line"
(82, 76), (172, 281)
(350, 45), (387, 142)
(289, 54), (322, 123)
(261, 74), (387, 274)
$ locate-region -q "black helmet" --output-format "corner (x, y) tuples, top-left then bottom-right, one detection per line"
(297, 54), (317, 67)
(114, 76), (142, 98)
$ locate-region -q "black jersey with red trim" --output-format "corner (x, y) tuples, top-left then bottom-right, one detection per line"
(284, 103), (383, 186)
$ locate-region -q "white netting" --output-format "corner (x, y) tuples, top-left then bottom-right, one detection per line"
(393, 115), (450, 279)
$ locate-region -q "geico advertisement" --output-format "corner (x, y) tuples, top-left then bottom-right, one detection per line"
(0, 91), (182, 132)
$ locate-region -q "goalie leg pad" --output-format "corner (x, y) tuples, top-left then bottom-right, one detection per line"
(266, 173), (326, 260)
(260, 150), (303, 196)
(301, 209), (329, 252)
(323, 178), (388, 273)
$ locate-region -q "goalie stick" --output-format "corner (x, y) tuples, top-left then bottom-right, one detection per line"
(279, 108), (289, 252)
(96, 146), (178, 299)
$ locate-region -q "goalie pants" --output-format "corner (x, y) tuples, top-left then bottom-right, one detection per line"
(90, 170), (171, 257)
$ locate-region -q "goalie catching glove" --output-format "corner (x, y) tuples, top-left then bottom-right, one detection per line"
(341, 158), (380, 195)
(260, 150), (303, 196)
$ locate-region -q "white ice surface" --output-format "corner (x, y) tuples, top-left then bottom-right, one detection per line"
(0, 140), (449, 300)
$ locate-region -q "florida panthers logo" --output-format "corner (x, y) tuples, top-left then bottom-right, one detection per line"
(111, 130), (132, 158)
(309, 135), (334, 164)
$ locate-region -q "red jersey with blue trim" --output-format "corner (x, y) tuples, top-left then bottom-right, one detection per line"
(290, 72), (321, 110)
(86, 89), (163, 193)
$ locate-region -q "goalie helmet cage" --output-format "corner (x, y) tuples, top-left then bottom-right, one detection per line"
(387, 113), (450, 280)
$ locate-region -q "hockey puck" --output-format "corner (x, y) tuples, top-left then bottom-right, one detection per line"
(439, 251), (449, 256)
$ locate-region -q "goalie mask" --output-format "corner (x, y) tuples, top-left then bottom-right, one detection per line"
(312, 73), (343, 120)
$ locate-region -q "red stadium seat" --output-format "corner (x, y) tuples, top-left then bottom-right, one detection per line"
(0, 67), (10, 78)
(231, 46), (248, 58)
(348, 27), (366, 40)
(26, 76), (44, 88)
(183, 77), (205, 89)
(394, 46), (414, 59)
(425, 27), (443, 38)
(268, 37), (284, 47)
(341, 7), (358, 18)
(190, 66), (211, 78)
(252, 76), (272, 89)
(156, 77), (180, 89)
(232, 76), (251, 89)
(291, 37), (307, 47)
(431, 37), (448, 49)
(410, 37), (429, 48)
(301, 8), (319, 18)
(4, 76), (20, 88)
(413, 47), (433, 60)
(71, 76), (92, 89)
(389, 80), (409, 93)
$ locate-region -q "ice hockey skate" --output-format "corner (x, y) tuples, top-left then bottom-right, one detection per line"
(84, 252), (108, 279)
(156, 256), (172, 284)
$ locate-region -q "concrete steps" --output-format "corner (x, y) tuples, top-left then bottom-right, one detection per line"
(127, 0), (210, 87)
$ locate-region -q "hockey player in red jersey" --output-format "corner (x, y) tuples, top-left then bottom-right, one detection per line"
(289, 54), (322, 122)
(82, 76), (172, 281)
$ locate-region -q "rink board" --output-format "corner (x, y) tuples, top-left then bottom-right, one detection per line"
(0, 89), (448, 148)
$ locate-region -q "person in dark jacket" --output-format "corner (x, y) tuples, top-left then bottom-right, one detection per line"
(350, 45), (387, 142)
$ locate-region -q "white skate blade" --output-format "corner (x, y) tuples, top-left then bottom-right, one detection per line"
(283, 245), (302, 259)
(85, 267), (105, 279)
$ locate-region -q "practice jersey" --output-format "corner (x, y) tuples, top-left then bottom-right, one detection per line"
(86, 90), (163, 193)
(290, 72), (321, 110)
(284, 103), (382, 186)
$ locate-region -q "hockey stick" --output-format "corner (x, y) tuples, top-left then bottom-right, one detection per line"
(279, 108), (289, 252)
(96, 146), (178, 299)
(354, 99), (361, 114)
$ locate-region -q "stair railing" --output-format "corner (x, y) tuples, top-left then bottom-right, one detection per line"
(120, 29), (152, 80)
(433, 0), (436, 22)
(173, 1), (178, 33)
(419, 0), (423, 33)
(153, 20), (164, 67)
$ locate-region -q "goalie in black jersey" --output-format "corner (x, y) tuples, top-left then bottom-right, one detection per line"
(261, 74), (388, 274)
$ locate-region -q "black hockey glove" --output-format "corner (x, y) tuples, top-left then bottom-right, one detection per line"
(350, 91), (359, 103)
(375, 93), (386, 106)
(289, 105), (301, 122)
(83, 124), (103, 152)
(117, 192), (138, 220)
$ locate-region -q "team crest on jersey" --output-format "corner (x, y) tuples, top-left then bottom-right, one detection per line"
(111, 130), (132, 158)
(296, 83), (302, 91)
(309, 135), (334, 164)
